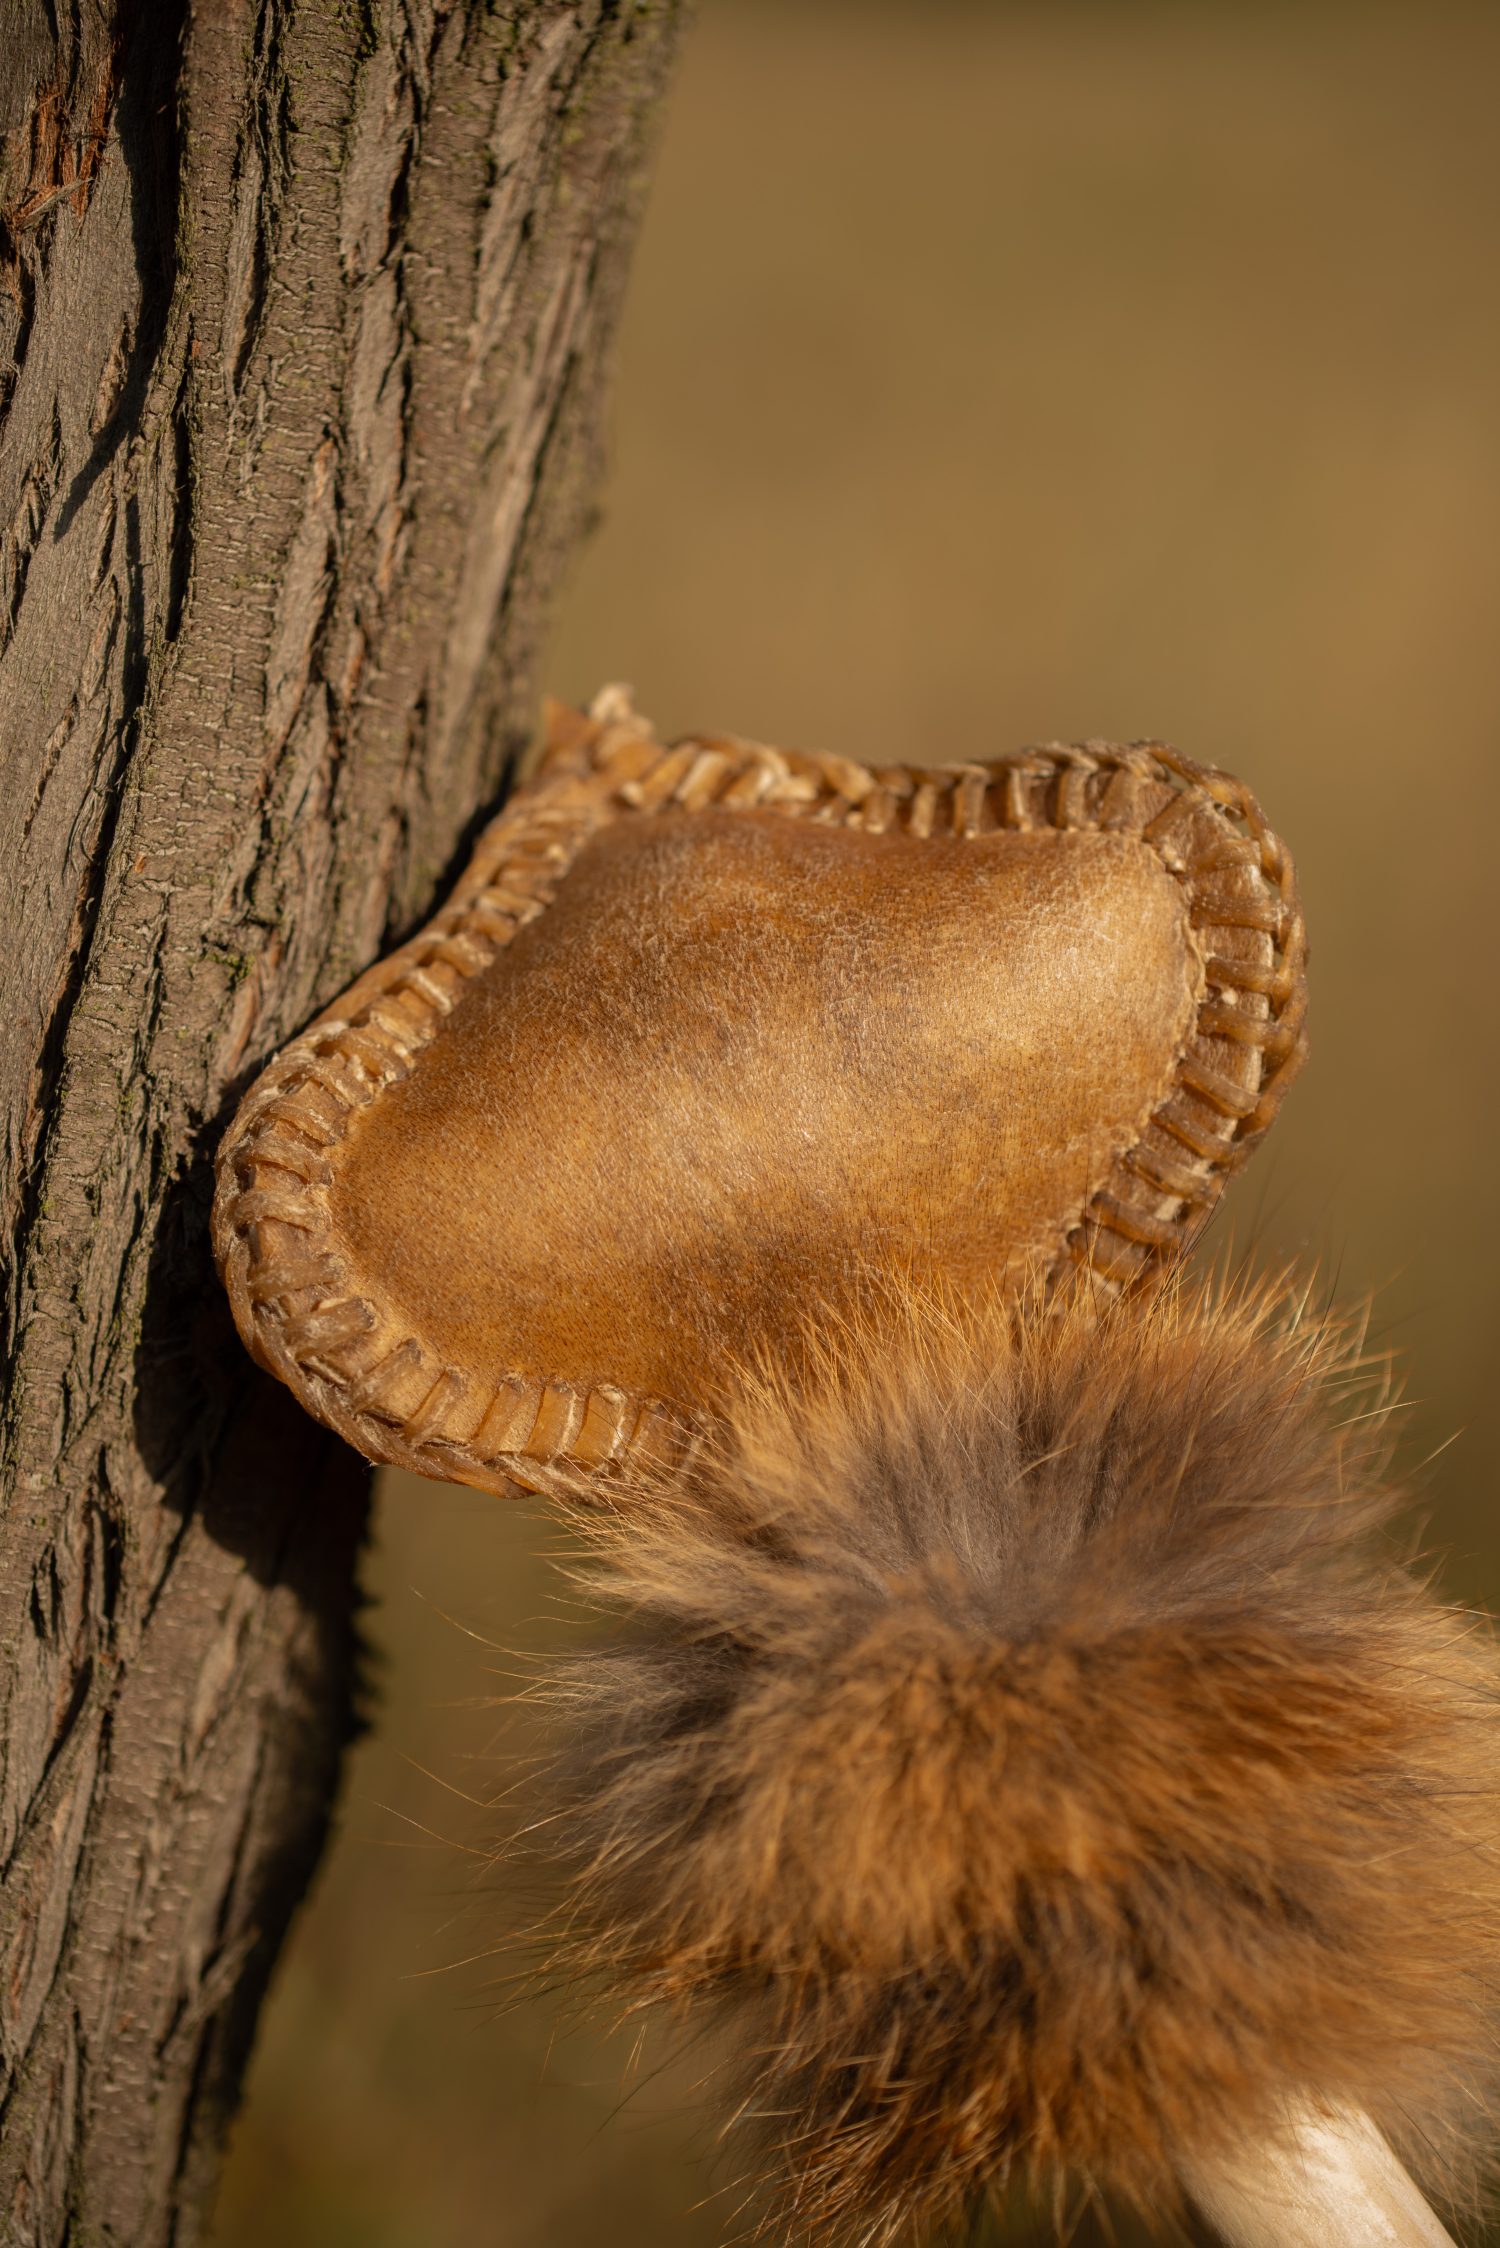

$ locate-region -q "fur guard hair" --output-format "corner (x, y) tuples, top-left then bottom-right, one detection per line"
(534, 1277), (1500, 2242)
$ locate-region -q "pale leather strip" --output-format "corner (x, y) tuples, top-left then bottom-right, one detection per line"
(1182, 2103), (1458, 2248)
(212, 693), (1306, 1498)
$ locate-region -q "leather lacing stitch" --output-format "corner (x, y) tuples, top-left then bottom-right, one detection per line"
(213, 709), (1306, 1497)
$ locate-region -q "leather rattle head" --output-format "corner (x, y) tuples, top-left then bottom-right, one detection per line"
(212, 690), (1306, 1496)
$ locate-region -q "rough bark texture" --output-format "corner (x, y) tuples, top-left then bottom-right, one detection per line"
(0, 3), (686, 2241)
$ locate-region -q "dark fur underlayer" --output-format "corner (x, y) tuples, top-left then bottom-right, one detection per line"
(536, 1280), (1500, 2241)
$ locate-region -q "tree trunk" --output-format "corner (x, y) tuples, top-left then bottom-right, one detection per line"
(0, 3), (686, 2240)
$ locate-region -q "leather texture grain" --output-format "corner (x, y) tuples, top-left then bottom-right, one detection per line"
(331, 809), (1198, 1404)
(212, 692), (1307, 1496)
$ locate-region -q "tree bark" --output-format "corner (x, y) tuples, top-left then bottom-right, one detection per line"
(0, 3), (686, 2241)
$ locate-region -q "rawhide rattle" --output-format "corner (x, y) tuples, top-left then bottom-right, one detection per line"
(214, 689), (1500, 2248)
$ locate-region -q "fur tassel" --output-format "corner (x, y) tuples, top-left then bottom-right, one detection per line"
(533, 1278), (1500, 2241)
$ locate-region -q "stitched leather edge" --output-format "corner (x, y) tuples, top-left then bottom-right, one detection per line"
(211, 702), (1307, 1498)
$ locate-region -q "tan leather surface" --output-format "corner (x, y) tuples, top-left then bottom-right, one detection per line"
(328, 805), (1201, 1407)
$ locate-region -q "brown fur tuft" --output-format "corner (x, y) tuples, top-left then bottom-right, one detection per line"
(535, 1278), (1500, 2241)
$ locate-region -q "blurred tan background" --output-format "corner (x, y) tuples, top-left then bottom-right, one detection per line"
(211, 4), (1500, 2243)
